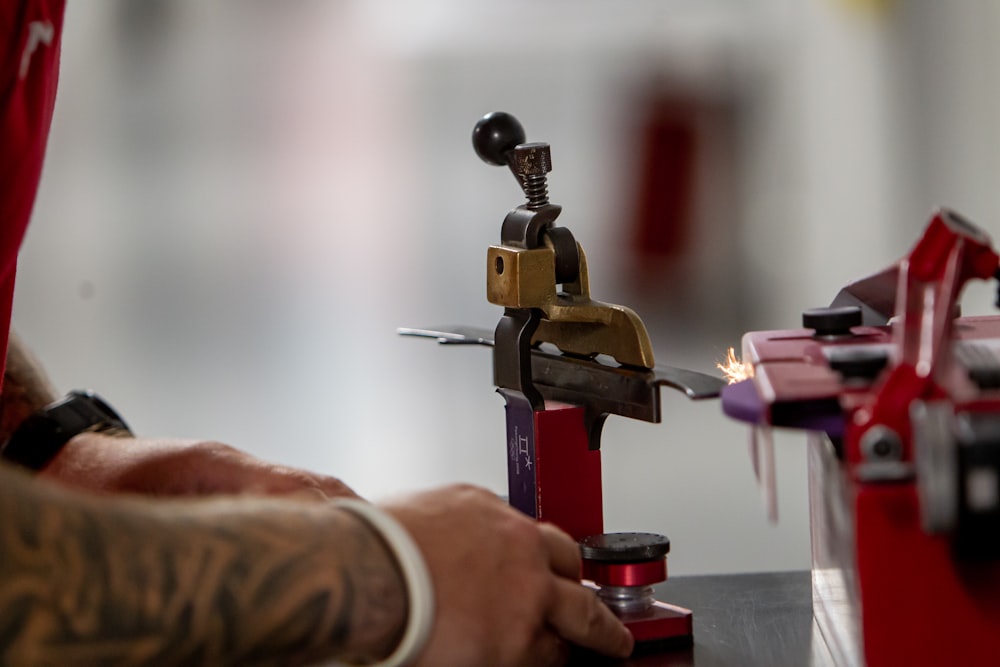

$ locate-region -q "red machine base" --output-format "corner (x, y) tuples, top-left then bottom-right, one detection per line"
(622, 600), (693, 646)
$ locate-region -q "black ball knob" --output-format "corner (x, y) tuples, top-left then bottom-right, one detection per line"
(802, 306), (862, 337)
(472, 111), (526, 166)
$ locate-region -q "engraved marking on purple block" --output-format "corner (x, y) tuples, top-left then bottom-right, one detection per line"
(501, 390), (538, 519)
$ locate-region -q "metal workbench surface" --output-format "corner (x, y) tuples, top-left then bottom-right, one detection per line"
(571, 570), (836, 667)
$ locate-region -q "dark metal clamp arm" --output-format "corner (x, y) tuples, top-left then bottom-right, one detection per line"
(398, 325), (725, 448)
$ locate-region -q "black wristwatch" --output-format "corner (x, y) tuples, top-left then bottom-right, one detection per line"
(0, 390), (133, 471)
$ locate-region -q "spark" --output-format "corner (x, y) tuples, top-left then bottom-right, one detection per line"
(717, 347), (753, 384)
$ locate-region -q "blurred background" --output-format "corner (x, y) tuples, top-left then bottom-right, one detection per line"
(16, 0), (1000, 575)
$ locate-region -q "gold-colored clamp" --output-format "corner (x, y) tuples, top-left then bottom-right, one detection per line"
(487, 237), (656, 370)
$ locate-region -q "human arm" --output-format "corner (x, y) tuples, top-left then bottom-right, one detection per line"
(1, 469), (632, 666)
(0, 329), (59, 442)
(0, 330), (359, 499)
(40, 433), (361, 499)
(0, 334), (634, 663)
(0, 462), (405, 665)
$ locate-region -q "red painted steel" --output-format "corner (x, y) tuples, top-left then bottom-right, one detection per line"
(582, 559), (667, 588)
(734, 210), (1000, 665)
(623, 602), (693, 644)
(854, 483), (1000, 666)
(532, 402), (604, 542)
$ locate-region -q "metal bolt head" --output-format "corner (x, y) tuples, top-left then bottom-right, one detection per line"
(513, 142), (552, 177)
(860, 425), (903, 462)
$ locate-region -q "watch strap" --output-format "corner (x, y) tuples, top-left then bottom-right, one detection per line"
(0, 390), (132, 471)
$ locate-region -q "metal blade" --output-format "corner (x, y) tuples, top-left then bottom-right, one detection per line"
(399, 324), (725, 401)
(397, 325), (495, 346)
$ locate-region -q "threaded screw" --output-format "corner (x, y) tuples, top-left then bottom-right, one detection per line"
(513, 142), (552, 209)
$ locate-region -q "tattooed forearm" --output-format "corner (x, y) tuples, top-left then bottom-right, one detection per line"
(0, 465), (407, 666)
(0, 330), (59, 441)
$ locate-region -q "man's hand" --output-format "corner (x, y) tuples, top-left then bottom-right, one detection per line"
(39, 432), (360, 499)
(381, 485), (635, 667)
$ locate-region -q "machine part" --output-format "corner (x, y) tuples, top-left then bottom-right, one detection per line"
(487, 233), (654, 368)
(911, 400), (958, 535)
(726, 209), (1000, 665)
(475, 111), (657, 371)
(502, 391), (540, 521)
(494, 208), (582, 300)
(619, 602), (694, 648)
(395, 325), (493, 346)
(397, 326), (722, 402)
(501, 401), (603, 541)
(859, 426), (903, 462)
(752, 425), (779, 522)
(580, 532), (671, 562)
(410, 112), (709, 656)
(471, 111), (525, 167)
(808, 434), (863, 667)
(956, 341), (1000, 390)
(498, 204), (562, 250)
(494, 308), (544, 410)
(512, 142), (551, 209)
(719, 378), (765, 424)
(581, 560), (667, 588)
(472, 112), (554, 206)
(856, 427), (912, 483)
(544, 226), (580, 286)
(854, 461), (1000, 667)
(581, 534), (669, 614)
(398, 325), (724, 449)
(594, 585), (656, 615)
(853, 461), (914, 483)
(954, 412), (1000, 560)
(802, 306), (863, 338)
(580, 532), (692, 647)
(855, 208), (1000, 459)
(830, 266), (899, 327)
(827, 347), (889, 381)
(488, 245), (558, 307)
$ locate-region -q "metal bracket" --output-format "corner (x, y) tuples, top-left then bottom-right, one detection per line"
(399, 325), (725, 449)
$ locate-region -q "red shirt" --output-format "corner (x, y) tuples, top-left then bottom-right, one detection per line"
(0, 0), (65, 386)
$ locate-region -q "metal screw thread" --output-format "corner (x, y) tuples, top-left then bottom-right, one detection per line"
(522, 174), (549, 209)
(513, 143), (552, 210)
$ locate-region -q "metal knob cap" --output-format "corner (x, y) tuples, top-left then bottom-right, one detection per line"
(472, 111), (526, 166)
(802, 306), (862, 337)
(580, 532), (670, 563)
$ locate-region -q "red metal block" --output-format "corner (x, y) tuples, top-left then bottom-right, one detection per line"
(533, 402), (604, 542)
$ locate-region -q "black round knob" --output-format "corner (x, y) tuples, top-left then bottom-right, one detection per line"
(802, 306), (862, 337)
(828, 347), (889, 380)
(472, 111), (526, 166)
(579, 532), (670, 563)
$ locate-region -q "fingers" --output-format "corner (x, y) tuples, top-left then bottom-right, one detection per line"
(546, 578), (634, 659)
(314, 476), (362, 499)
(531, 632), (570, 667)
(538, 523), (582, 580)
(538, 521), (632, 658)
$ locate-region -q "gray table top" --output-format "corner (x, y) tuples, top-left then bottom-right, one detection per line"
(570, 571), (836, 667)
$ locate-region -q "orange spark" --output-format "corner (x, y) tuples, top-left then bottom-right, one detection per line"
(717, 347), (753, 384)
